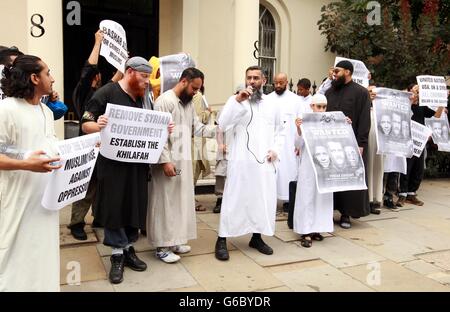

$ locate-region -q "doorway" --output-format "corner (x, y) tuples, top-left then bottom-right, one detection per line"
(62, 0), (159, 120)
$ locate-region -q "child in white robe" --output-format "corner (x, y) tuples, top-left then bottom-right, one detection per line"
(293, 94), (334, 247)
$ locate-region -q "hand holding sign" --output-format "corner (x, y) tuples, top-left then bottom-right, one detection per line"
(24, 150), (61, 173)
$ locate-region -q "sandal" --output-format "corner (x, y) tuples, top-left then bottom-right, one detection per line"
(300, 235), (312, 248)
(311, 233), (324, 241)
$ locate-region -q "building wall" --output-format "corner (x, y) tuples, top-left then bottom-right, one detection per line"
(0, 0), (65, 139)
(159, 0), (335, 109)
(284, 0), (335, 89)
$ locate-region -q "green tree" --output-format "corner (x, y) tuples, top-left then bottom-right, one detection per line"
(318, 0), (449, 89)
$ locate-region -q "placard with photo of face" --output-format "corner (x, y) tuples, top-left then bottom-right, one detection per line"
(373, 87), (414, 157)
(301, 111), (367, 194)
(425, 114), (450, 152)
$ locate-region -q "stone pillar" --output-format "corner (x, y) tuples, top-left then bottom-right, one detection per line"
(233, 0), (259, 89)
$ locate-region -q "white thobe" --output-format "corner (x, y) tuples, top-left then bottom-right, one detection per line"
(297, 94), (313, 116)
(293, 135), (333, 234)
(218, 95), (284, 237)
(147, 90), (216, 247)
(383, 154), (407, 175)
(267, 90), (302, 201)
(0, 98), (60, 292)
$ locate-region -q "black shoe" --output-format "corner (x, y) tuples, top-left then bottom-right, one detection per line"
(383, 198), (398, 210)
(287, 219), (293, 230)
(109, 254), (125, 284)
(215, 238), (229, 261)
(213, 198), (222, 214)
(249, 237), (273, 255)
(339, 215), (351, 229)
(282, 202), (289, 213)
(69, 223), (87, 241)
(92, 219), (102, 228)
(123, 246), (147, 271)
(369, 203), (381, 215)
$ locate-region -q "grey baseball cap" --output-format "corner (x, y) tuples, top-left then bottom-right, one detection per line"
(125, 56), (152, 74)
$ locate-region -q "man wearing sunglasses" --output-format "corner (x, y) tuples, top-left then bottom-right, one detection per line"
(325, 60), (371, 229)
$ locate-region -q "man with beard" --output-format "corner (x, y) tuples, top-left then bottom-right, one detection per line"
(267, 73), (302, 212)
(147, 68), (216, 264)
(325, 60), (371, 229)
(214, 66), (284, 261)
(82, 57), (153, 284)
(0, 55), (61, 291)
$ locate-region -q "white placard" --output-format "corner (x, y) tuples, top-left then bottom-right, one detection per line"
(416, 75), (448, 108)
(425, 114), (450, 152)
(41, 133), (101, 211)
(411, 121), (432, 157)
(334, 56), (370, 88)
(100, 20), (128, 73)
(100, 103), (171, 163)
(372, 87), (413, 157)
(301, 111), (367, 194)
(160, 53), (196, 93)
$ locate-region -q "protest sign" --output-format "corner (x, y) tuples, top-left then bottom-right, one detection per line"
(100, 20), (128, 73)
(425, 114), (450, 152)
(160, 53), (196, 93)
(100, 103), (171, 163)
(301, 111), (367, 194)
(416, 75), (448, 108)
(373, 87), (413, 157)
(41, 133), (100, 211)
(334, 56), (370, 88)
(411, 121), (432, 157)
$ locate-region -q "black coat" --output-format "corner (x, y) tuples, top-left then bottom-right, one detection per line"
(326, 81), (371, 217)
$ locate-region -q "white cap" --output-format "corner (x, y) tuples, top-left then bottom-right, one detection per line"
(311, 93), (328, 105)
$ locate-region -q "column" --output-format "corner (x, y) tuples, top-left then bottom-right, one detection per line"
(233, 0), (259, 89)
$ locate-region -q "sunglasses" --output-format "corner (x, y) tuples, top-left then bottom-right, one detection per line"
(315, 105), (327, 109)
(333, 68), (343, 74)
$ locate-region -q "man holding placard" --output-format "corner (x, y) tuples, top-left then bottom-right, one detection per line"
(82, 57), (154, 284)
(0, 55), (61, 291)
(325, 60), (371, 229)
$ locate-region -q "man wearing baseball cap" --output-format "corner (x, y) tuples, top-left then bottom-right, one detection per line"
(81, 56), (153, 284)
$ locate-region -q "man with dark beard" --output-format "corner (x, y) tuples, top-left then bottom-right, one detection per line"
(267, 73), (301, 214)
(325, 60), (371, 229)
(147, 68), (217, 264)
(81, 57), (153, 284)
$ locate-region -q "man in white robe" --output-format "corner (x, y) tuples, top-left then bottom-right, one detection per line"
(267, 73), (301, 209)
(0, 55), (61, 291)
(215, 66), (284, 261)
(147, 68), (216, 263)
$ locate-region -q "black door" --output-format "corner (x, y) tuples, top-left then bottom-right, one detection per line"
(62, 0), (159, 120)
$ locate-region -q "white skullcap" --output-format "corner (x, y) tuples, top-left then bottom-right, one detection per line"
(311, 93), (328, 105)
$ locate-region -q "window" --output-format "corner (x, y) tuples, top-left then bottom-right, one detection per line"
(258, 4), (276, 94)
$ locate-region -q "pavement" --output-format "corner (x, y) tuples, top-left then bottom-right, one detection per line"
(60, 179), (450, 292)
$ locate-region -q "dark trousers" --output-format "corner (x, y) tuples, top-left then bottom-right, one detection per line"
(383, 172), (399, 200)
(104, 226), (139, 249)
(287, 181), (297, 228)
(400, 153), (425, 194)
